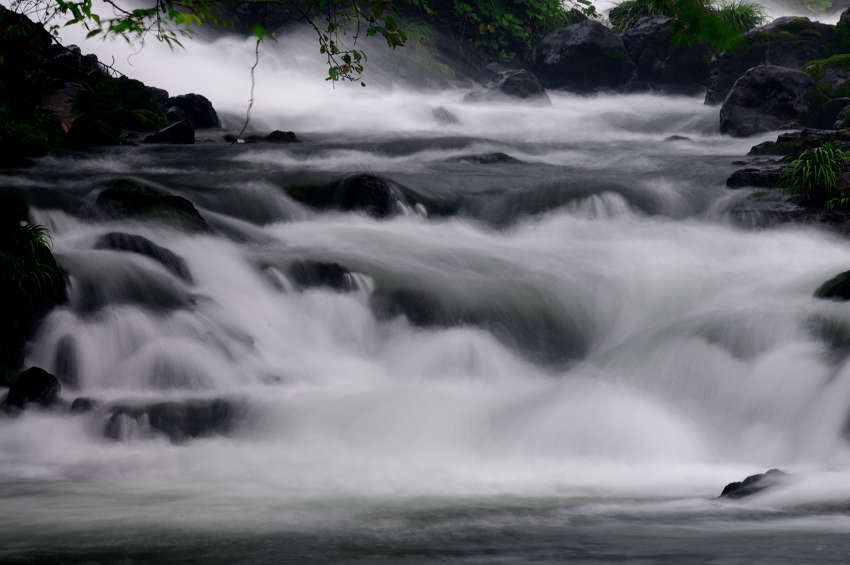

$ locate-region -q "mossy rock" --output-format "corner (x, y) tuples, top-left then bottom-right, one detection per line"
(95, 178), (209, 231)
(815, 269), (850, 301)
(802, 54), (850, 99)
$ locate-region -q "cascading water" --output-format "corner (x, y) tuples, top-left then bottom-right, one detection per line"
(3, 8), (850, 563)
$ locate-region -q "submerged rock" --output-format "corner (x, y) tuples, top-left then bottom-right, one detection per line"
(815, 270), (850, 301)
(432, 107), (460, 125)
(464, 69), (550, 104)
(720, 468), (790, 498)
(95, 178), (208, 231)
(527, 19), (635, 93)
(166, 93), (219, 128)
(143, 120), (195, 144)
(265, 130), (298, 143)
(447, 152), (522, 164)
(2, 367), (61, 410)
(288, 260), (359, 292)
(103, 398), (240, 442)
(94, 232), (193, 283)
(719, 65), (825, 137)
(70, 397), (97, 413)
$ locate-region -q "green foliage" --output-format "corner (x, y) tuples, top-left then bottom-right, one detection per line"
(416, 0), (594, 62)
(803, 54), (850, 99)
(714, 0), (766, 33)
(783, 142), (849, 206)
(609, 0), (766, 46)
(0, 224), (61, 297)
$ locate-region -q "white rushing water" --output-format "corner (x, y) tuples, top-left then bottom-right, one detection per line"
(3, 5), (850, 560)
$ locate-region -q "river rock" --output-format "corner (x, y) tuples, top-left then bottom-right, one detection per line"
(726, 165), (785, 188)
(622, 16), (711, 94)
(464, 69), (550, 104)
(166, 93), (220, 128)
(750, 128), (850, 157)
(803, 55), (850, 99)
(288, 261), (358, 292)
(143, 120), (195, 144)
(706, 17), (845, 104)
(719, 65), (826, 137)
(447, 152), (522, 164)
(265, 130), (298, 142)
(720, 468), (790, 498)
(432, 107), (460, 125)
(95, 178), (209, 231)
(70, 397), (97, 413)
(815, 269), (850, 300)
(527, 19), (635, 92)
(103, 398), (240, 442)
(94, 232), (193, 283)
(2, 367), (61, 410)
(285, 174), (422, 218)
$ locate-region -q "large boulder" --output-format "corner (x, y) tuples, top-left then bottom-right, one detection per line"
(166, 93), (219, 128)
(622, 16), (711, 94)
(2, 367), (61, 410)
(719, 65), (826, 137)
(720, 469), (789, 499)
(706, 17), (846, 104)
(464, 68), (550, 104)
(95, 178), (209, 231)
(802, 54), (850, 99)
(527, 20), (635, 92)
(815, 269), (850, 300)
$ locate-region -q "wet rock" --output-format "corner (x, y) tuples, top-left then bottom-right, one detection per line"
(464, 69), (550, 104)
(719, 65), (826, 137)
(706, 17), (844, 104)
(749, 128), (850, 157)
(720, 469), (790, 498)
(432, 107), (460, 125)
(474, 62), (509, 84)
(2, 367), (60, 410)
(103, 398), (240, 442)
(166, 93), (219, 128)
(284, 174), (420, 218)
(143, 120), (195, 144)
(53, 335), (80, 389)
(288, 260), (358, 292)
(527, 19), (635, 92)
(622, 16), (711, 95)
(447, 152), (522, 164)
(726, 165), (785, 188)
(95, 178), (208, 231)
(815, 270), (850, 301)
(265, 130), (298, 143)
(802, 55), (850, 100)
(70, 397), (97, 413)
(665, 135), (692, 142)
(94, 232), (193, 283)
(165, 105), (186, 123)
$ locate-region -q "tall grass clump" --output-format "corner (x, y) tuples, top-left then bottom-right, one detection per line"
(608, 0), (767, 35)
(783, 143), (849, 209)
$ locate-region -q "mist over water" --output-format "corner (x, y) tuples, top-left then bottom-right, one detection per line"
(4, 4), (850, 563)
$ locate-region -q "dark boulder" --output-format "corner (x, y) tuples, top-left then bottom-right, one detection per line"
(726, 165), (785, 188)
(265, 130), (298, 143)
(288, 260), (358, 292)
(285, 174), (420, 218)
(464, 69), (550, 104)
(94, 232), (193, 283)
(95, 178), (209, 231)
(706, 17), (845, 105)
(720, 468), (790, 498)
(719, 65), (826, 137)
(166, 93), (219, 128)
(474, 62), (509, 84)
(70, 397), (97, 413)
(2, 367), (61, 410)
(749, 128), (850, 157)
(165, 105), (186, 123)
(815, 269), (850, 301)
(527, 20), (635, 92)
(53, 334), (80, 389)
(623, 16), (711, 94)
(143, 120), (195, 144)
(802, 55), (850, 100)
(103, 398), (240, 442)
